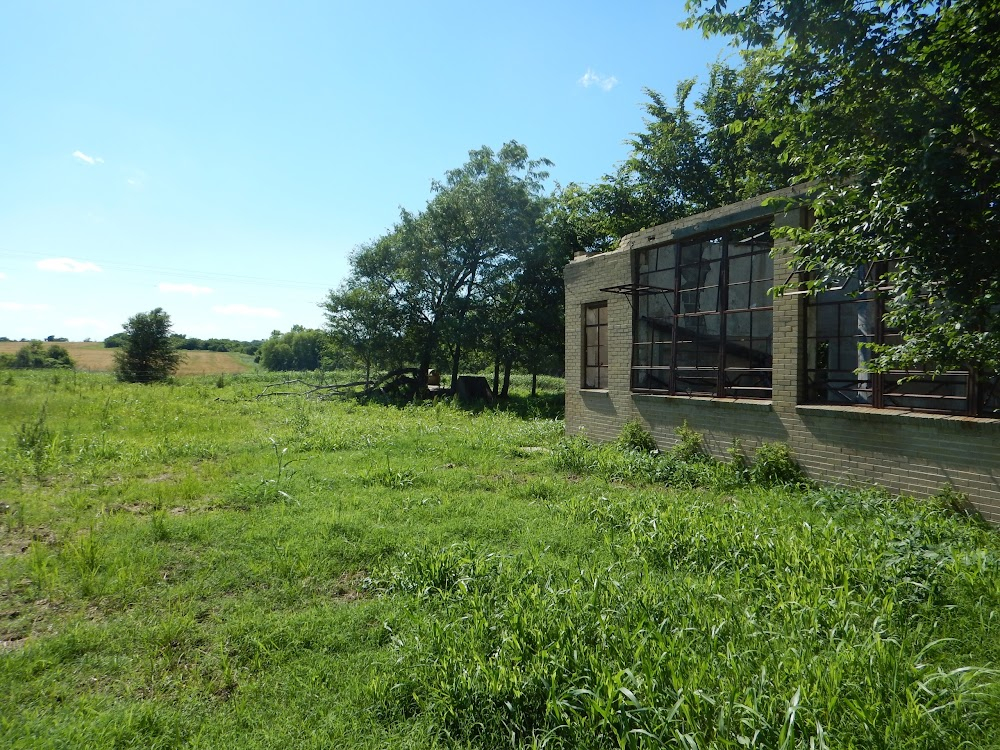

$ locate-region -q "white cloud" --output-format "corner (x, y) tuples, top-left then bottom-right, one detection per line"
(212, 304), (281, 319)
(578, 69), (618, 92)
(36, 257), (103, 273)
(0, 272), (6, 280)
(0, 301), (49, 311)
(159, 282), (213, 296)
(72, 150), (104, 165)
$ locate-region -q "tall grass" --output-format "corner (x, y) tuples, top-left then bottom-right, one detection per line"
(0, 371), (997, 748)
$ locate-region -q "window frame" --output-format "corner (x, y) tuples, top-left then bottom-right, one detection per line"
(583, 301), (609, 390)
(804, 265), (999, 417)
(631, 223), (774, 399)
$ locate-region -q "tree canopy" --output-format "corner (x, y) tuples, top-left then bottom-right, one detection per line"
(258, 327), (329, 372)
(322, 141), (567, 395)
(113, 308), (183, 383)
(0, 341), (75, 370)
(685, 0), (1000, 373)
(551, 59), (795, 254)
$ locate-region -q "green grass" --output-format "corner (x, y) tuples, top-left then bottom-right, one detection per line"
(1, 370), (998, 748)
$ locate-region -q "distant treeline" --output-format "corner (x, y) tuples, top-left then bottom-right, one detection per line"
(103, 333), (264, 355)
(0, 341), (74, 370)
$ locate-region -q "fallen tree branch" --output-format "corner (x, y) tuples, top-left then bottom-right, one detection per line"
(254, 368), (424, 401)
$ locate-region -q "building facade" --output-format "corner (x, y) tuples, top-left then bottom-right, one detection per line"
(565, 187), (1000, 523)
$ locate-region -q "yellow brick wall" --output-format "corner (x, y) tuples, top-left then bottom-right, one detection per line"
(565, 206), (1000, 524)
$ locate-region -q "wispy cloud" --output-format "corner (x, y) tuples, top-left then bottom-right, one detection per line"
(212, 304), (281, 319)
(37, 257), (103, 273)
(0, 272), (6, 280)
(72, 150), (104, 166)
(159, 282), (213, 296)
(578, 69), (618, 92)
(0, 301), (49, 311)
(126, 170), (147, 190)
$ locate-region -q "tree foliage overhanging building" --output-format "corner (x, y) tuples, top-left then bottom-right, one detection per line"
(323, 1), (998, 384)
(683, 0), (1000, 374)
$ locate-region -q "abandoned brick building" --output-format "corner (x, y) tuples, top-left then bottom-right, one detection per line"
(564, 186), (1000, 522)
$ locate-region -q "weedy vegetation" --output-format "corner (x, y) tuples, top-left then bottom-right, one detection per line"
(0, 370), (998, 748)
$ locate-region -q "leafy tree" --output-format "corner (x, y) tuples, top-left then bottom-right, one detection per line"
(685, 0), (1000, 373)
(113, 308), (183, 383)
(258, 328), (328, 371)
(554, 60), (794, 254)
(0, 341), (75, 369)
(322, 277), (403, 382)
(339, 142), (552, 392)
(103, 332), (128, 348)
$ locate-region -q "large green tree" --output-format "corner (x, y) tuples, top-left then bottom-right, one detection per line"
(685, 0), (1000, 373)
(258, 327), (328, 371)
(332, 141), (554, 393)
(322, 277), (403, 382)
(113, 308), (183, 383)
(553, 59), (794, 254)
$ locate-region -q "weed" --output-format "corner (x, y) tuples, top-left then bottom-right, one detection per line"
(65, 529), (103, 596)
(13, 405), (54, 479)
(362, 454), (417, 489)
(671, 420), (708, 462)
(750, 441), (806, 487)
(614, 419), (657, 454)
(29, 540), (56, 594)
(150, 510), (170, 542)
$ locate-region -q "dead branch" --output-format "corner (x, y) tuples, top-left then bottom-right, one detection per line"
(254, 368), (424, 401)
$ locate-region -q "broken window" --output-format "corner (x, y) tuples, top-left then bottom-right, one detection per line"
(632, 223), (773, 398)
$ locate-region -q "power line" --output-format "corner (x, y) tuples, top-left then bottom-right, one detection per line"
(0, 249), (340, 293)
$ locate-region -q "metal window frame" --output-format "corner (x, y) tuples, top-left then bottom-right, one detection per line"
(629, 224), (774, 399)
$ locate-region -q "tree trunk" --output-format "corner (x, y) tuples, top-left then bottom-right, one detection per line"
(492, 358), (500, 396)
(500, 357), (513, 399)
(451, 343), (461, 386)
(531, 372), (537, 397)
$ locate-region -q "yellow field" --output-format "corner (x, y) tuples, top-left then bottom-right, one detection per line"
(0, 341), (252, 375)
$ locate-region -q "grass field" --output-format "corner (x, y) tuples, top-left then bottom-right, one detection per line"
(0, 342), (252, 375)
(1, 370), (998, 748)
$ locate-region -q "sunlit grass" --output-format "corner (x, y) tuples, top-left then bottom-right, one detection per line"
(0, 370), (997, 748)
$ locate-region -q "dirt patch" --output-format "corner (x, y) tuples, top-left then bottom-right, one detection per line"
(1, 527), (57, 557)
(0, 635), (27, 651)
(330, 571), (370, 602)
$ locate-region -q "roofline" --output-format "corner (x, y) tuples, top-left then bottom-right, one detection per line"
(617, 182), (814, 253)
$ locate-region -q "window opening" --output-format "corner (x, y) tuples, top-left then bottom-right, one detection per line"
(805, 265), (1000, 417)
(632, 223), (773, 398)
(584, 302), (608, 389)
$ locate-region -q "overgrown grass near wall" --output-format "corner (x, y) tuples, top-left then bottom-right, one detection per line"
(1, 372), (998, 748)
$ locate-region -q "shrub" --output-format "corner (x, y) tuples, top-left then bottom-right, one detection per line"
(670, 420), (708, 463)
(0, 341), (75, 370)
(749, 442), (805, 487)
(615, 420), (657, 453)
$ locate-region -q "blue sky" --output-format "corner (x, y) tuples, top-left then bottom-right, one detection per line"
(0, 1), (733, 342)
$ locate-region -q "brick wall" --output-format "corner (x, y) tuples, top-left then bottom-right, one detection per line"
(565, 200), (1000, 524)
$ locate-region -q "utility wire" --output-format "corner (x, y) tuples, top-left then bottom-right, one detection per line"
(0, 249), (339, 292)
